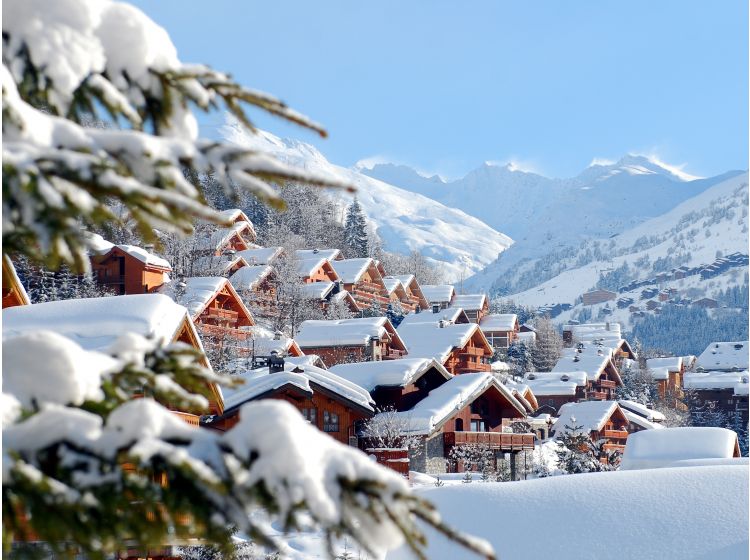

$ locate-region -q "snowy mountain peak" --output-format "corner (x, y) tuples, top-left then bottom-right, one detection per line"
(581, 153), (702, 183)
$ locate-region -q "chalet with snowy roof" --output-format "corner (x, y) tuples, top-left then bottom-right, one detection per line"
(207, 359), (374, 446)
(480, 313), (520, 350)
(552, 344), (624, 401)
(89, 237), (171, 295)
(236, 246), (284, 266)
(398, 320), (493, 374)
(523, 371), (589, 412)
(695, 341), (749, 372)
(620, 427), (741, 470)
(646, 356), (685, 406)
(618, 400), (665, 433)
(692, 297), (718, 309)
(2, 256), (30, 308)
(385, 372), (532, 476)
(295, 317), (407, 366)
(398, 305), (470, 327)
(552, 400), (630, 462)
(448, 294), (489, 323)
(421, 284), (456, 311)
(382, 277), (420, 313)
(581, 289), (616, 306)
(159, 277), (254, 351)
(329, 358), (452, 411)
(330, 258), (390, 309)
(502, 379), (539, 416)
(240, 326), (303, 358)
(390, 275), (430, 311)
(562, 322), (635, 369)
(229, 265), (277, 314)
(296, 248), (343, 262)
(299, 281), (361, 314)
(197, 210), (257, 256)
(2, 294), (224, 419)
(297, 255), (341, 283)
(193, 254), (249, 277)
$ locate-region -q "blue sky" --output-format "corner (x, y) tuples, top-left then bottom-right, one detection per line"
(133, 0), (747, 179)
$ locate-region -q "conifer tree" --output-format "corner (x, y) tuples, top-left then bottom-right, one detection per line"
(344, 199), (369, 258)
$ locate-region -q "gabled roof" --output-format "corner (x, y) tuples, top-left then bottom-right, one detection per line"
(222, 361), (374, 414)
(295, 248), (343, 261)
(397, 321), (492, 364)
(295, 317), (406, 351)
(390, 372), (526, 435)
(421, 284), (456, 304)
(646, 357), (683, 380)
(553, 400), (624, 435)
(297, 256), (340, 280)
(553, 344), (621, 384)
(382, 276), (407, 298)
(300, 280), (335, 300)
(563, 322), (622, 341)
(480, 313), (519, 332)
(696, 341), (749, 372)
(229, 265), (275, 292)
(236, 246), (284, 266)
(398, 307), (470, 327)
(622, 410), (664, 431)
(218, 208), (254, 226)
(331, 258), (382, 285)
(618, 400), (665, 423)
(449, 294), (487, 312)
(3, 294), (195, 351)
(503, 379), (539, 411)
(235, 325), (302, 357)
(329, 358), (452, 392)
(89, 234), (172, 270)
(197, 222), (256, 253)
(391, 274), (430, 309)
(159, 277), (254, 326)
(684, 370), (749, 395)
(523, 371), (588, 396)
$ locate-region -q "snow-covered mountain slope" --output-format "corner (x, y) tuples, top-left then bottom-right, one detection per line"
(222, 120), (513, 281)
(363, 156), (742, 293)
(503, 172), (748, 327)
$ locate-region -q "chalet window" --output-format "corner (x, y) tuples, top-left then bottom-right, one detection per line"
(455, 418), (464, 431)
(323, 411), (339, 432)
(470, 420), (487, 432)
(302, 407), (317, 424)
(471, 400), (488, 416)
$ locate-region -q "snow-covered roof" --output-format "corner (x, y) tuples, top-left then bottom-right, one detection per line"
(552, 345), (616, 382)
(391, 372), (525, 435)
(517, 331), (537, 344)
(3, 294), (192, 351)
(223, 361), (374, 413)
(398, 307), (469, 327)
(236, 246), (283, 266)
(502, 379), (536, 412)
(553, 400), (622, 435)
(683, 370), (749, 395)
(621, 427), (740, 470)
(618, 400), (665, 423)
(89, 235), (172, 270)
(218, 208), (253, 226)
(523, 371), (588, 396)
(397, 322), (489, 364)
(159, 276), (252, 322)
(329, 358), (451, 391)
(421, 284), (455, 304)
(393, 274), (415, 287)
(448, 294), (487, 312)
(236, 325), (299, 357)
(563, 322), (622, 341)
(297, 256), (337, 279)
(196, 222), (255, 252)
(300, 280), (335, 300)
(382, 276), (405, 296)
(229, 265), (274, 292)
(295, 248), (342, 261)
(331, 258), (378, 284)
(295, 317), (404, 349)
(623, 410), (664, 431)
(646, 356), (683, 380)
(480, 314), (518, 332)
(194, 255), (249, 275)
(696, 341), (749, 372)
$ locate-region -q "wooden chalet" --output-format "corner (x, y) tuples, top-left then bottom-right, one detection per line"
(523, 371), (590, 412)
(197, 209), (257, 257)
(300, 281), (361, 314)
(297, 255), (341, 283)
(236, 246), (284, 267)
(618, 400), (666, 433)
(203, 359), (374, 446)
(385, 373), (532, 477)
(646, 356), (685, 407)
(2, 256), (30, 309)
(2, 294), (224, 419)
(229, 265), (278, 315)
(581, 289), (617, 306)
(562, 322), (635, 369)
(552, 344), (624, 400)
(390, 274), (430, 312)
(159, 277), (255, 355)
(295, 317), (407, 366)
(448, 294), (489, 323)
(90, 240), (171, 295)
(242, 325), (304, 359)
(329, 357), (453, 411)
(480, 313), (520, 350)
(552, 400), (630, 462)
(397, 320), (494, 374)
(330, 258), (390, 309)
(382, 276), (418, 313)
(421, 284), (456, 311)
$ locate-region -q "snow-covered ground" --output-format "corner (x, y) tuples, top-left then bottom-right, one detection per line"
(388, 464), (749, 560)
(222, 119), (513, 282)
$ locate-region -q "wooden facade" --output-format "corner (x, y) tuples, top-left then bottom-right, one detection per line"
(443, 328), (494, 374)
(2, 256), (30, 309)
(343, 263), (390, 309)
(91, 246), (170, 295)
(370, 366), (451, 411)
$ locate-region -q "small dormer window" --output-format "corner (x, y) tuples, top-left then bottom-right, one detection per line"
(734, 344), (744, 350)
(527, 373), (536, 380)
(560, 374), (570, 382)
(573, 356), (580, 362)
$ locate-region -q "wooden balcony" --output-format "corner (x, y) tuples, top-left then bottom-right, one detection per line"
(204, 307), (239, 322)
(199, 323), (251, 341)
(456, 364), (491, 374)
(172, 411), (200, 426)
(586, 391), (608, 400)
(597, 379), (617, 389)
(459, 346), (485, 357)
(444, 431), (535, 451)
(602, 443), (626, 454)
(384, 348), (407, 360)
(603, 429), (628, 440)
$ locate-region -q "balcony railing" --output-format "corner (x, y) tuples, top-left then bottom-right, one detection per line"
(204, 308), (239, 322)
(597, 379), (617, 389)
(602, 429), (629, 440)
(444, 431), (535, 451)
(459, 346), (485, 357)
(384, 348), (407, 360)
(586, 391), (608, 400)
(456, 364), (491, 373)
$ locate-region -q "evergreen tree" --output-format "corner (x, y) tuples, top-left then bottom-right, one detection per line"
(554, 424), (607, 474)
(386, 300), (406, 327)
(344, 199), (369, 258)
(506, 341), (533, 380)
(531, 316), (563, 371)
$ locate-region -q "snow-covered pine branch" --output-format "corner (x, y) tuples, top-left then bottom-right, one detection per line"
(2, 0), (352, 272)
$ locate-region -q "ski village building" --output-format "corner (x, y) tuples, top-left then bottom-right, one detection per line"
(552, 401), (631, 462)
(480, 313), (520, 350)
(330, 257), (391, 310)
(646, 356), (686, 407)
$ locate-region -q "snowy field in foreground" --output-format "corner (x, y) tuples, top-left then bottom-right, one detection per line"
(388, 465), (748, 560)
